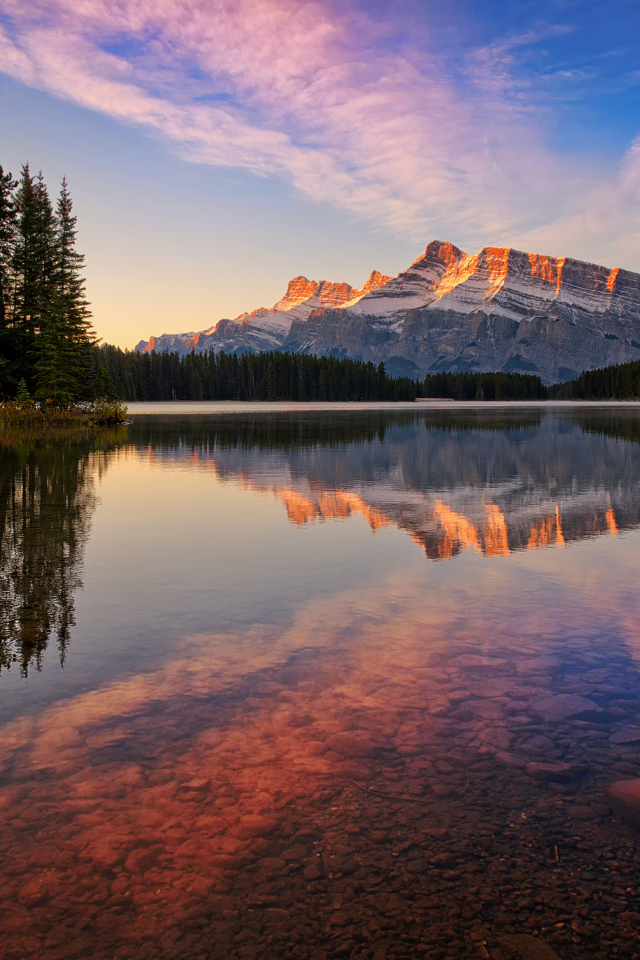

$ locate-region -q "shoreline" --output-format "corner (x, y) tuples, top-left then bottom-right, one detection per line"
(125, 399), (640, 414)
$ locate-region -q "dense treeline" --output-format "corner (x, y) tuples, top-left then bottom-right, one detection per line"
(96, 345), (419, 401)
(95, 344), (559, 402)
(90, 341), (640, 404)
(421, 370), (547, 401)
(552, 358), (640, 400)
(0, 163), (96, 403)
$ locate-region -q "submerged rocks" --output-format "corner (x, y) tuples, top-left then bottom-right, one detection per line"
(568, 804), (600, 821)
(529, 694), (602, 723)
(525, 762), (588, 783)
(3, 583), (640, 960)
(324, 732), (391, 759)
(500, 934), (562, 959)
(609, 727), (640, 745)
(605, 779), (640, 825)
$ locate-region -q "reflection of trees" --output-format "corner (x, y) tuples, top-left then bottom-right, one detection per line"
(566, 409), (640, 445)
(134, 412), (417, 451)
(131, 409), (544, 453)
(0, 427), (127, 675)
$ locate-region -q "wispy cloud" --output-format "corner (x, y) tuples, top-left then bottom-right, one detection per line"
(0, 0), (638, 265)
(467, 22), (575, 96)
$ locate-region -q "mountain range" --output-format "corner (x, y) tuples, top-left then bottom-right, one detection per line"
(135, 241), (640, 383)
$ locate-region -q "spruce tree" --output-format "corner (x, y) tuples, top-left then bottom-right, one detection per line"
(11, 164), (36, 369)
(15, 378), (31, 404)
(34, 177), (95, 404)
(0, 166), (17, 396)
(0, 165), (16, 332)
(34, 298), (78, 405)
(12, 166), (58, 387)
(94, 356), (116, 399)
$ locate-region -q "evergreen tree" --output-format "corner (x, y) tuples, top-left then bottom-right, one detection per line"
(15, 378), (31, 404)
(33, 304), (79, 405)
(0, 165), (16, 332)
(94, 356), (116, 399)
(34, 177), (95, 404)
(0, 160), (100, 403)
(11, 166), (58, 386)
(266, 361), (277, 400)
(0, 166), (17, 397)
(55, 177), (94, 354)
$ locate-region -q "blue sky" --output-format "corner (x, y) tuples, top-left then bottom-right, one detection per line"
(1, 0), (639, 347)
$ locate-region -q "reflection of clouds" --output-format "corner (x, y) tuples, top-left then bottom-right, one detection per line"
(3, 550), (639, 774)
(2, 552), (640, 950)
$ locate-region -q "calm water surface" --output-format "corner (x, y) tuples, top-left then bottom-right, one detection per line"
(2, 408), (640, 960)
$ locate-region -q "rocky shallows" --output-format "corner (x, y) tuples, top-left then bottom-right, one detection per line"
(2, 599), (640, 960)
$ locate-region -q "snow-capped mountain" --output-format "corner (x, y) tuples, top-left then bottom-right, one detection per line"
(134, 270), (392, 357)
(135, 241), (640, 383)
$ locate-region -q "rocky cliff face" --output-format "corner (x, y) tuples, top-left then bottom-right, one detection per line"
(135, 241), (640, 383)
(285, 242), (640, 381)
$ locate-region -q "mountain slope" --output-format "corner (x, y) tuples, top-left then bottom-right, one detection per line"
(135, 241), (640, 383)
(285, 242), (640, 382)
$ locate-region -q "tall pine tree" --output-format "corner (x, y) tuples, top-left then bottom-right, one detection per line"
(34, 176), (95, 404)
(0, 166), (17, 395)
(11, 166), (58, 387)
(0, 165), (16, 330)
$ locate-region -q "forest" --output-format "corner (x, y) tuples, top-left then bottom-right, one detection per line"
(552, 358), (640, 400)
(95, 345), (420, 401)
(92, 343), (640, 403)
(420, 369), (547, 401)
(95, 344), (554, 402)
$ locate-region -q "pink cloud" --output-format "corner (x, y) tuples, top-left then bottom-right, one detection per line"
(0, 0), (638, 266)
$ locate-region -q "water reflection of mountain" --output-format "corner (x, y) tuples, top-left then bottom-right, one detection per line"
(132, 410), (640, 560)
(0, 428), (127, 674)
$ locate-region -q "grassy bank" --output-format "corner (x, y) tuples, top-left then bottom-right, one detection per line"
(0, 399), (128, 426)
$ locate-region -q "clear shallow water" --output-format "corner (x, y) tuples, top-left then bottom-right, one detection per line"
(2, 409), (640, 960)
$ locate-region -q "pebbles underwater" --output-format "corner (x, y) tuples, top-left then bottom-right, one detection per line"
(2, 582), (640, 960)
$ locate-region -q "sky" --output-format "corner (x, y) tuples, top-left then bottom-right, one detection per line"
(1, 0), (640, 348)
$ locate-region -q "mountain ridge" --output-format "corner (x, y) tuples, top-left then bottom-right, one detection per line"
(135, 241), (640, 383)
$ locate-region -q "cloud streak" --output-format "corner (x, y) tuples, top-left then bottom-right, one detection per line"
(0, 0), (638, 264)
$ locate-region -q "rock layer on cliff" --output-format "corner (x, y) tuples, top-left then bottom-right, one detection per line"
(135, 241), (640, 383)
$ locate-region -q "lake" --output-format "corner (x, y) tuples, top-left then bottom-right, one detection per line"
(2, 404), (640, 960)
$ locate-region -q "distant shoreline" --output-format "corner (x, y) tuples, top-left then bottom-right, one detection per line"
(125, 399), (640, 414)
